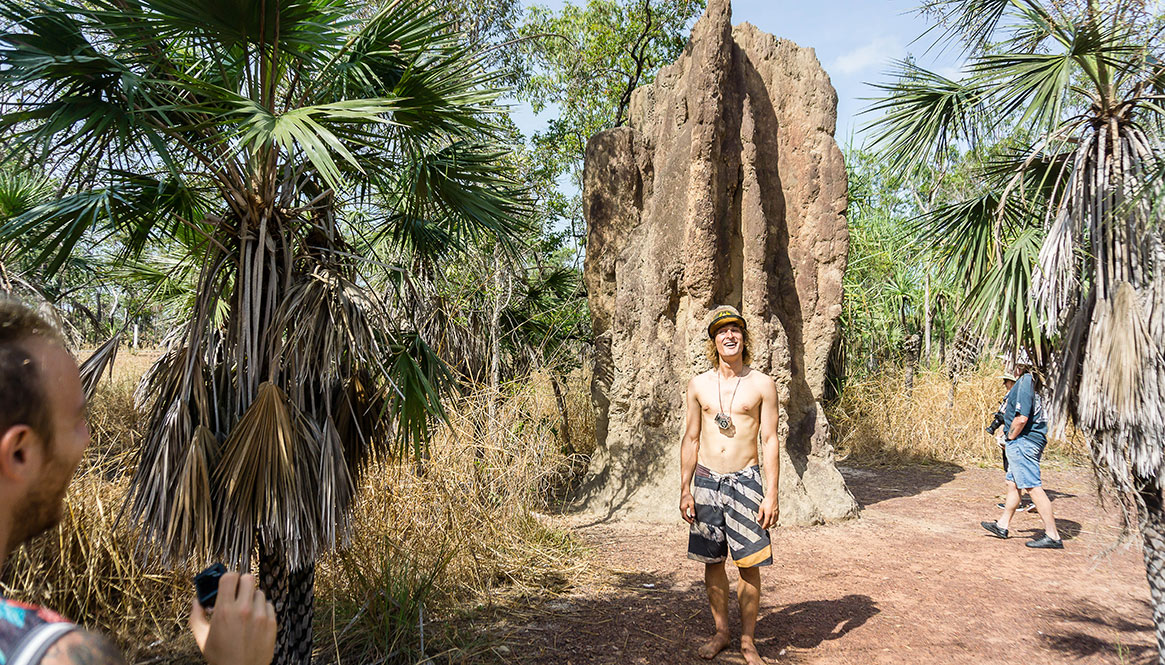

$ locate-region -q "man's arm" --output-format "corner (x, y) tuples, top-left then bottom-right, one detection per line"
(756, 376), (780, 529)
(40, 630), (128, 665)
(1007, 415), (1029, 441)
(679, 378), (702, 524)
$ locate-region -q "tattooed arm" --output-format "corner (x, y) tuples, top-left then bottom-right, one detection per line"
(39, 630), (128, 665)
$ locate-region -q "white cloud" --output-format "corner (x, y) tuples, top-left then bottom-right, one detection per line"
(831, 37), (902, 76)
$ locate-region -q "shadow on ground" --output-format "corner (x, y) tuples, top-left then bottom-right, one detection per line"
(1038, 598), (1156, 664)
(1009, 518), (1083, 541)
(465, 568), (879, 665)
(757, 595), (879, 651)
(840, 464), (963, 507)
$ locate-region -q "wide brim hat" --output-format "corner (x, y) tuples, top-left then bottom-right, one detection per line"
(707, 305), (747, 338)
(999, 372), (1017, 382)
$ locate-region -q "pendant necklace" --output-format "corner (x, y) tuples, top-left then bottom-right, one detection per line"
(715, 370), (742, 430)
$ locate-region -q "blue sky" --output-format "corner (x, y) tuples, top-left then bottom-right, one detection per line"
(513, 0), (965, 150)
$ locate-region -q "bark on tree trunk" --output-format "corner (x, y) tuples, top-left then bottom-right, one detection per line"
(903, 334), (920, 393)
(260, 541), (315, 665)
(1137, 483), (1165, 665)
(549, 373), (572, 452)
(923, 268), (932, 364)
(938, 322), (946, 366)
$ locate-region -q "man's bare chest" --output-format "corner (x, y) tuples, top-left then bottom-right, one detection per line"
(696, 379), (762, 417)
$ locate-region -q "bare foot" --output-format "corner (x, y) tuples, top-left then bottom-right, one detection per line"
(698, 631), (731, 659)
(741, 636), (768, 665)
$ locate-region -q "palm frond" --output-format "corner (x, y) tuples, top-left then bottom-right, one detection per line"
(216, 381), (319, 569)
(386, 141), (533, 257)
(911, 190), (1036, 292)
(386, 333), (450, 461)
(79, 333), (122, 399)
(960, 226), (1046, 360)
(861, 59), (988, 175)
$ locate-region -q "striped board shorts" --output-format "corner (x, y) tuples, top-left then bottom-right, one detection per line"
(687, 464), (773, 568)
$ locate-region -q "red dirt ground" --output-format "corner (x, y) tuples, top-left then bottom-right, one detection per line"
(500, 463), (1155, 664)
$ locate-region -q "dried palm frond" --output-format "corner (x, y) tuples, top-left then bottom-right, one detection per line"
(79, 333), (122, 400)
(166, 425), (218, 563)
(1078, 282), (1158, 431)
(216, 382), (320, 570)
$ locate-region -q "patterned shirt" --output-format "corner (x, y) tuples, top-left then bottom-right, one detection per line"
(0, 598), (74, 665)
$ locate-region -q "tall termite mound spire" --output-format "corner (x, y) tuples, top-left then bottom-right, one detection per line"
(580, 0), (857, 524)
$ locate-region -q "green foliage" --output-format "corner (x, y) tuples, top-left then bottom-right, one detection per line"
(518, 0), (704, 235)
(0, 0), (532, 586)
(842, 148), (964, 377)
(864, 1), (1165, 363)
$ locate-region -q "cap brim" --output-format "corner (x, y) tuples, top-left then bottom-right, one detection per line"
(708, 316), (745, 337)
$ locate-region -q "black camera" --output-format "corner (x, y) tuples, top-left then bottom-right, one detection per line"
(985, 413), (1005, 435)
(194, 563), (227, 609)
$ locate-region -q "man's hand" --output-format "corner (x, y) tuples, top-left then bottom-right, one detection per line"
(680, 492), (696, 524)
(190, 571), (278, 665)
(756, 496), (779, 530)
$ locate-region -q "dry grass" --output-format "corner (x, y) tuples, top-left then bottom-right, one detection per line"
(828, 363), (1090, 467)
(1, 350), (595, 664)
(314, 373), (596, 664)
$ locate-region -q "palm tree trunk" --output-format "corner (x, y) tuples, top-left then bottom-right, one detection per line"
(260, 540), (315, 665)
(1138, 483), (1165, 665)
(903, 333), (920, 393)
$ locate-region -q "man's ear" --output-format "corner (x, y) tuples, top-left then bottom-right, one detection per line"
(0, 425), (39, 482)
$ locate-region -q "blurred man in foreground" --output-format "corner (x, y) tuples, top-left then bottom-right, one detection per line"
(0, 300), (278, 665)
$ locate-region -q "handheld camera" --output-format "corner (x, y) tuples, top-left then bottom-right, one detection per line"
(985, 412), (1005, 435)
(194, 563), (227, 609)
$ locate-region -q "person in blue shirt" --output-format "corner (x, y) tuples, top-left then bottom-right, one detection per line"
(990, 373), (1034, 513)
(981, 363), (1063, 549)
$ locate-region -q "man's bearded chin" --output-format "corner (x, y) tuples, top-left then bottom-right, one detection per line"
(10, 462), (70, 552)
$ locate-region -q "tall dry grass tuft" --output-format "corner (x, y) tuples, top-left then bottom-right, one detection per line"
(828, 364), (1089, 467)
(2, 352), (595, 664)
(314, 371), (595, 664)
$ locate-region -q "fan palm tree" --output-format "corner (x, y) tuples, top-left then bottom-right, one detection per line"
(865, 0), (1165, 657)
(0, 0), (529, 662)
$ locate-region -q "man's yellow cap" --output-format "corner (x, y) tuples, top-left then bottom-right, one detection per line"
(707, 305), (746, 338)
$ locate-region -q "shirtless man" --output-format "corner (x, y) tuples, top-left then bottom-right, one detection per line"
(680, 306), (779, 665)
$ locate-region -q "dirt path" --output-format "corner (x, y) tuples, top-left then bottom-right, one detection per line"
(501, 464), (1155, 664)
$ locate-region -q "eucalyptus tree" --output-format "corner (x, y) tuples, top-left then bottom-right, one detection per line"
(519, 0), (705, 242)
(0, 1), (529, 662)
(865, 0), (1165, 656)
